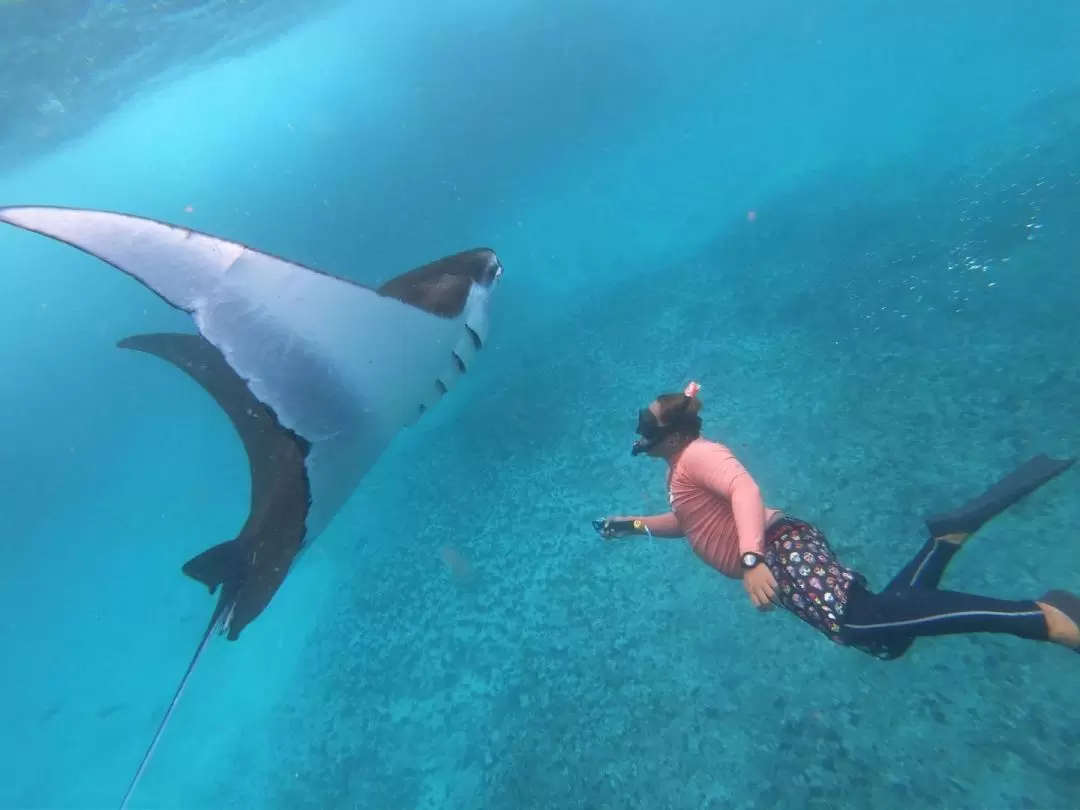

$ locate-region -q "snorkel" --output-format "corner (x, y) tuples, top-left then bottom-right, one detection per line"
(631, 381), (701, 456)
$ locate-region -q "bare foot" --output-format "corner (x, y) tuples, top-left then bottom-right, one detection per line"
(1037, 601), (1080, 649)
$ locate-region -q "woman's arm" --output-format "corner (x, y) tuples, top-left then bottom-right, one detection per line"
(636, 512), (683, 537)
(602, 511), (684, 538)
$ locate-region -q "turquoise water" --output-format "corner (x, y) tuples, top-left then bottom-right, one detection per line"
(1, 2), (1079, 808)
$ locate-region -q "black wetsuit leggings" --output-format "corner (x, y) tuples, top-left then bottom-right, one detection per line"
(840, 536), (1050, 659)
(763, 517), (1050, 660)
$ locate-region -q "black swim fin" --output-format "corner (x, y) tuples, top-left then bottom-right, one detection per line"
(925, 454), (1075, 537)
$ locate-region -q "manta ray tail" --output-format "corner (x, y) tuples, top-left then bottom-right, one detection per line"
(113, 331), (306, 807)
(118, 602), (229, 810)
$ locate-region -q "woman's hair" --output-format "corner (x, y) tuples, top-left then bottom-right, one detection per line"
(654, 392), (703, 438)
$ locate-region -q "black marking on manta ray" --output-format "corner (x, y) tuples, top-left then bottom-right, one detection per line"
(0, 204), (495, 321)
(466, 325), (483, 350)
(436, 379), (448, 395)
(452, 351), (466, 374)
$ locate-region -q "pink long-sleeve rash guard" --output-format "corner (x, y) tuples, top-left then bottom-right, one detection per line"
(643, 438), (780, 578)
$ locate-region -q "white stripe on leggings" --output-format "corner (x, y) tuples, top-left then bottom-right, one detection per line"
(844, 609), (1044, 631)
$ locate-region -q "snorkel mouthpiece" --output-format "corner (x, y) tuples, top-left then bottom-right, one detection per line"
(632, 428), (670, 456)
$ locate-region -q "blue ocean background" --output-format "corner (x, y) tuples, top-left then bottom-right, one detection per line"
(1, 1), (1078, 808)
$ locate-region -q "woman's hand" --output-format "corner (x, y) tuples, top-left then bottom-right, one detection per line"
(593, 517), (643, 540)
(744, 564), (778, 610)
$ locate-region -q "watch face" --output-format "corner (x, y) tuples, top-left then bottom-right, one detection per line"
(742, 553), (758, 567)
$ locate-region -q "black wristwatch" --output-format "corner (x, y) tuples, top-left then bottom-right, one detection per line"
(740, 552), (764, 570)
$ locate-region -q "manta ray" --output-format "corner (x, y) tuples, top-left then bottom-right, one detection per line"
(0, 205), (503, 808)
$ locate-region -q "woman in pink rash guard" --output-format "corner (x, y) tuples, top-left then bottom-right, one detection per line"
(597, 382), (1080, 660)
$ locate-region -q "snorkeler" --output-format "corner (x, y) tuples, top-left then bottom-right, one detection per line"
(594, 382), (1080, 659)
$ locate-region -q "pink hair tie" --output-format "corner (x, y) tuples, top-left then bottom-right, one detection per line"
(684, 380), (701, 398)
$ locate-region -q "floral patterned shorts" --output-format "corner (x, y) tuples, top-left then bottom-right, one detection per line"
(763, 516), (865, 644)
